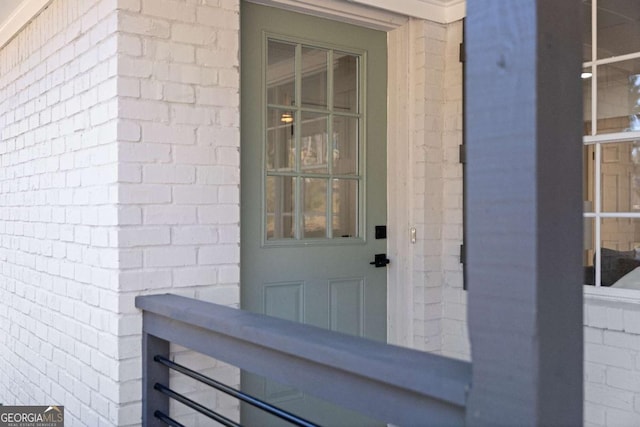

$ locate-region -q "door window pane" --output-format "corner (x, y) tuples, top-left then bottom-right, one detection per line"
(332, 179), (358, 238)
(301, 47), (328, 109)
(267, 40), (296, 106)
(596, 59), (640, 134)
(266, 176), (295, 240)
(303, 178), (327, 238)
(333, 53), (358, 113)
(264, 39), (363, 242)
(301, 112), (329, 173)
(333, 116), (358, 175)
(267, 108), (295, 172)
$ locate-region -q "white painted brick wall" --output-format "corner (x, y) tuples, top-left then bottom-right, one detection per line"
(114, 0), (241, 298)
(0, 0), (241, 425)
(410, 19), (466, 357)
(440, 19), (468, 360)
(411, 19), (447, 353)
(584, 296), (640, 426)
(0, 0), (120, 426)
(116, 0), (241, 424)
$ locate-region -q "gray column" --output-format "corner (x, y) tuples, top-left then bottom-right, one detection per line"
(142, 318), (170, 427)
(465, 1), (583, 425)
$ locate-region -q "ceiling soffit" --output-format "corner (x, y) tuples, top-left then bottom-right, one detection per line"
(0, 0), (52, 49)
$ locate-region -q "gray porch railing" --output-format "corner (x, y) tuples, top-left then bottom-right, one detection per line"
(136, 294), (471, 426)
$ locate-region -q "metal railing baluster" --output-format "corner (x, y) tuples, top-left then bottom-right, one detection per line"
(154, 383), (241, 427)
(153, 410), (186, 427)
(154, 355), (320, 427)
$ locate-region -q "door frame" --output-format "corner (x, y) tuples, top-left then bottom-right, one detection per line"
(240, 0), (416, 348)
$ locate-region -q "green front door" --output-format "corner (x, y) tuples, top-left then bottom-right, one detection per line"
(240, 2), (387, 424)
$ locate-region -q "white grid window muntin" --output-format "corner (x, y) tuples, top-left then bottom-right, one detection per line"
(264, 37), (364, 243)
(583, 0), (640, 288)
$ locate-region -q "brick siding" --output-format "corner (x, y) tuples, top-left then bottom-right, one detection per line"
(116, 0), (241, 424)
(0, 0), (241, 425)
(410, 18), (466, 357)
(0, 0), (119, 425)
(584, 296), (640, 426)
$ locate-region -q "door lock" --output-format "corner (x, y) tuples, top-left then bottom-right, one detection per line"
(369, 254), (390, 268)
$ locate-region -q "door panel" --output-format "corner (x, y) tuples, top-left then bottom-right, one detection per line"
(241, 2), (387, 425)
(329, 278), (364, 335)
(264, 282), (304, 322)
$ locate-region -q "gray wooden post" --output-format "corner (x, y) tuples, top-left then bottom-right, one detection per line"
(142, 318), (170, 426)
(465, 1), (583, 425)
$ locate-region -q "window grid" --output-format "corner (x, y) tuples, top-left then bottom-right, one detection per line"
(584, 0), (640, 288)
(265, 38), (363, 242)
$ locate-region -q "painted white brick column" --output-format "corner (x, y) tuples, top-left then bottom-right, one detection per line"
(115, 0), (240, 302)
(408, 18), (466, 356)
(411, 19), (446, 353)
(440, 19), (468, 360)
(116, 0), (241, 424)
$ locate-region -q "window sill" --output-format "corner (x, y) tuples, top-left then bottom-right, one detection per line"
(584, 285), (640, 304)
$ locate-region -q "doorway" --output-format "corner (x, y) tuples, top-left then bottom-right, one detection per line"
(240, 1), (388, 424)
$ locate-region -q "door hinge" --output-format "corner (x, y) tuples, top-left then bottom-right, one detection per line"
(460, 244), (465, 264)
(459, 144), (466, 164)
(459, 42), (465, 63)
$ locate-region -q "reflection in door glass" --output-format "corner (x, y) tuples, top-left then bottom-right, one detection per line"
(332, 179), (358, 238)
(266, 107), (295, 171)
(267, 40), (296, 106)
(303, 178), (327, 238)
(266, 176), (295, 239)
(265, 38), (362, 242)
(333, 53), (358, 113)
(333, 116), (358, 175)
(301, 47), (328, 109)
(301, 112), (329, 173)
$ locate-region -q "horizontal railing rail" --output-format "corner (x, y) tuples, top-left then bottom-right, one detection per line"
(154, 355), (319, 427)
(136, 293), (471, 426)
(154, 382), (238, 427)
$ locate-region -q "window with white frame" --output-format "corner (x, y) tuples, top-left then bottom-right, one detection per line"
(583, 0), (640, 290)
